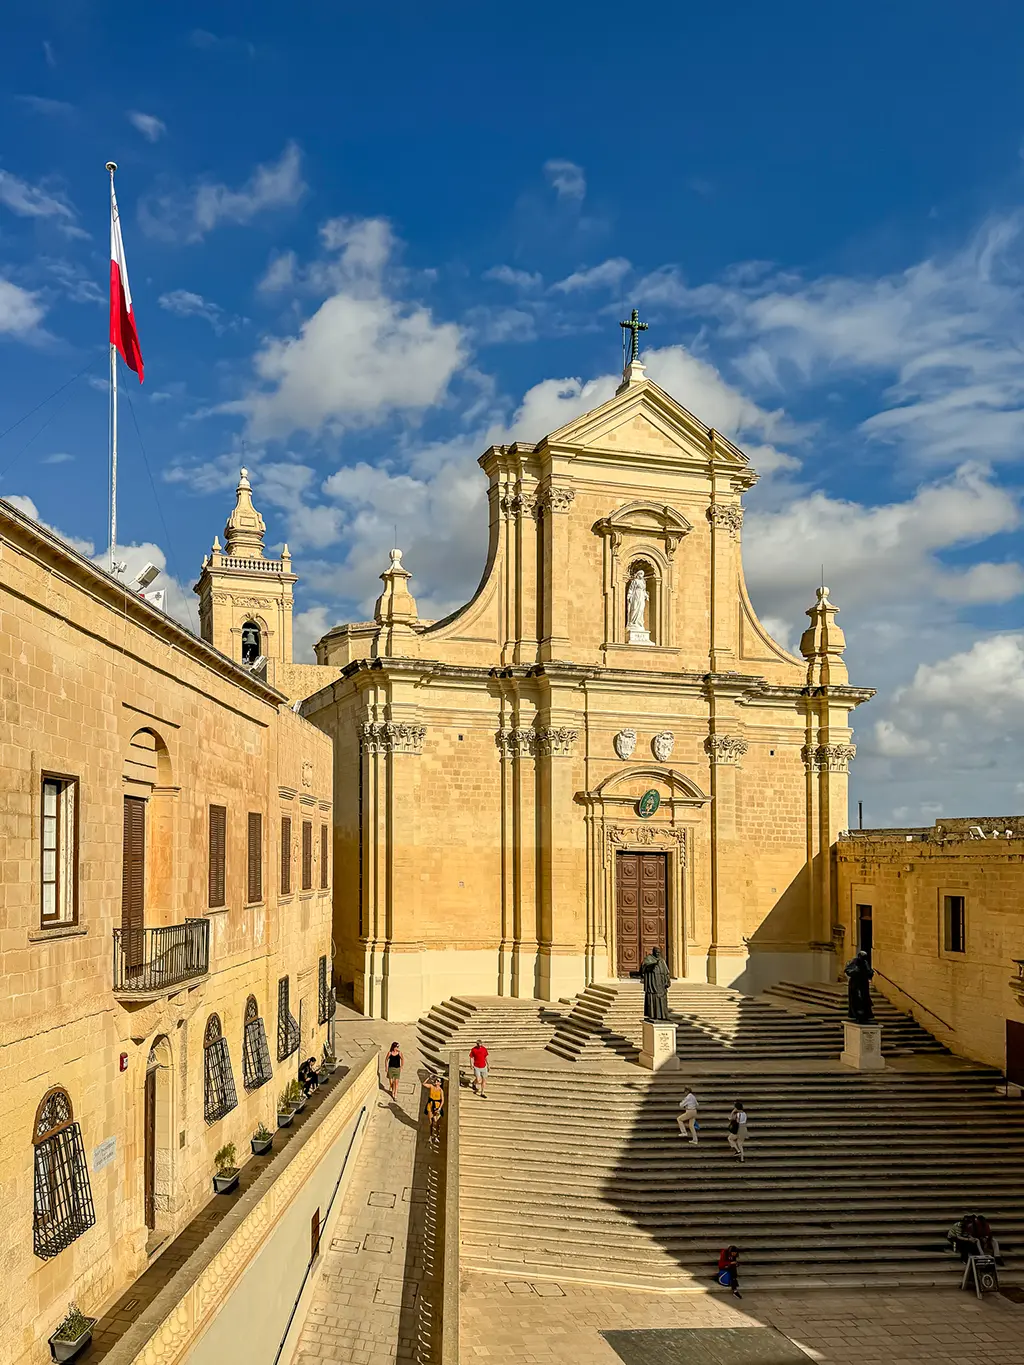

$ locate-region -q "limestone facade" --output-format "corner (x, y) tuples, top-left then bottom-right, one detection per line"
(291, 361), (873, 1019)
(835, 818), (1024, 1072)
(0, 497), (333, 1365)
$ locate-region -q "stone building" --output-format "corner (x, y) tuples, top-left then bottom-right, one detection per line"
(0, 497), (333, 1365)
(836, 818), (1024, 1075)
(270, 353), (874, 1019)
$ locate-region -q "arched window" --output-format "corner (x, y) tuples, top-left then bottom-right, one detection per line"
(277, 976), (299, 1060)
(33, 1087), (96, 1259)
(203, 1014), (238, 1124)
(241, 621), (262, 665)
(242, 995), (273, 1091)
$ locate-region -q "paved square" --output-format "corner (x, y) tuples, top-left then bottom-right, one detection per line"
(603, 1327), (809, 1364)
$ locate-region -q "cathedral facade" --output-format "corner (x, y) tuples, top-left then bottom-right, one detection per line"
(204, 356), (873, 1021)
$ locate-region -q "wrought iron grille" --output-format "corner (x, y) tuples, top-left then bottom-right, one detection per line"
(317, 955), (336, 1025)
(243, 1017), (273, 1091)
(277, 976), (299, 1061)
(113, 917), (210, 994)
(204, 1016), (238, 1124)
(32, 1088), (95, 1259)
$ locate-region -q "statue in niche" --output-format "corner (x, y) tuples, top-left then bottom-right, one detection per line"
(626, 567), (649, 631)
(844, 949), (875, 1024)
(640, 946), (671, 1020)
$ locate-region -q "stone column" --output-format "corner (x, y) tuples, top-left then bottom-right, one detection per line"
(704, 732), (748, 986)
(535, 722), (584, 1001)
(537, 486), (574, 664)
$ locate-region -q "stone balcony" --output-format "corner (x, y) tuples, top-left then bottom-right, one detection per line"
(112, 918), (211, 1002)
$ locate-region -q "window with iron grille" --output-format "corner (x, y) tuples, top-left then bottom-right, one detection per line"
(277, 976), (300, 1060)
(203, 1014), (238, 1123)
(318, 954), (336, 1024)
(281, 816), (292, 896)
(41, 774), (79, 927)
(208, 805), (226, 908)
(247, 812), (263, 904)
(243, 995), (273, 1091)
(320, 824), (329, 890)
(33, 1087), (95, 1259)
(301, 820), (313, 891)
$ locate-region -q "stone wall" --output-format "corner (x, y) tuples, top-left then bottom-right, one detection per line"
(0, 499), (334, 1365)
(835, 826), (1024, 1069)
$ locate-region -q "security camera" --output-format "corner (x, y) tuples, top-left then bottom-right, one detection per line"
(134, 563), (160, 590)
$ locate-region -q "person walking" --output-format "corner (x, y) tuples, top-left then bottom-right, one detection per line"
(677, 1088), (699, 1144)
(470, 1039), (489, 1097)
(727, 1100), (747, 1161)
(424, 1073), (445, 1138)
(383, 1041), (404, 1101)
(717, 1245), (741, 1298)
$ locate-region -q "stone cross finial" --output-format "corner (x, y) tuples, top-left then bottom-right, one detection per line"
(620, 308), (648, 363)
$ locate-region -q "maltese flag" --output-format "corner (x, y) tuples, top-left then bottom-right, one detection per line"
(109, 177), (144, 382)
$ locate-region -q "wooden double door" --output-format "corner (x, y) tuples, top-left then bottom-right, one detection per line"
(615, 852), (669, 977)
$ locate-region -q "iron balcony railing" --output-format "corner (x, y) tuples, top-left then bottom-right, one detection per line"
(113, 917), (210, 994)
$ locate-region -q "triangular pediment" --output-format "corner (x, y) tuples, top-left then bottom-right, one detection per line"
(543, 377), (753, 474)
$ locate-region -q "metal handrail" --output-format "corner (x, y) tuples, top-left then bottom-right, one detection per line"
(872, 967), (954, 1033)
(112, 917), (210, 993)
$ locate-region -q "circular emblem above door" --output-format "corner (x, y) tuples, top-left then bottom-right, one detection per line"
(637, 789), (660, 819)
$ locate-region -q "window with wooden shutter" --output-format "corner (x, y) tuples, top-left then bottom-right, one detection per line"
(41, 774), (79, 927)
(247, 812), (263, 904)
(122, 795), (146, 970)
(302, 820), (313, 891)
(281, 816), (292, 895)
(320, 824), (329, 890)
(208, 805), (226, 908)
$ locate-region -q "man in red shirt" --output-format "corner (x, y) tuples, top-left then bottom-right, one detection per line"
(469, 1040), (488, 1097)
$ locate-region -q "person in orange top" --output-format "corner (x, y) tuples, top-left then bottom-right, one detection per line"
(469, 1040), (489, 1097)
(424, 1074), (445, 1137)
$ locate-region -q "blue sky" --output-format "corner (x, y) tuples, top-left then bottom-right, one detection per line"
(4, 2), (1024, 823)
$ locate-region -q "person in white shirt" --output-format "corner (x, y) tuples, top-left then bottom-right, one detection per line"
(727, 1100), (747, 1161)
(677, 1089), (699, 1144)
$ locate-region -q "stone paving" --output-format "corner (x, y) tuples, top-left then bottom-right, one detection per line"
(293, 1015), (443, 1365)
(461, 1272), (1024, 1365)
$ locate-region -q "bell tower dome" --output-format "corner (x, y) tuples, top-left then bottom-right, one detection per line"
(194, 468), (297, 667)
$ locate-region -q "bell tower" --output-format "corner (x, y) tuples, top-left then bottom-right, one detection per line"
(195, 468), (297, 667)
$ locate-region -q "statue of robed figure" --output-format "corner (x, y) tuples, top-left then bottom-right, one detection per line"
(640, 947), (671, 1020)
(844, 949), (875, 1024)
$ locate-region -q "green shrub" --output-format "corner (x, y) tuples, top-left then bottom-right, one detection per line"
(253, 1123), (272, 1141)
(53, 1303), (92, 1343)
(214, 1143), (237, 1174)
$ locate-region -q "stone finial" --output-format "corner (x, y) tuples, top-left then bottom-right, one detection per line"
(281, 543), (291, 564)
(616, 357), (647, 394)
(799, 585), (849, 686)
(374, 547), (419, 627)
(223, 466), (267, 559)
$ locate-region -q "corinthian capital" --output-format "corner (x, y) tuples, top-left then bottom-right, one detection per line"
(539, 486), (575, 514)
(704, 734), (749, 764)
(536, 726), (579, 757)
(707, 503), (744, 537)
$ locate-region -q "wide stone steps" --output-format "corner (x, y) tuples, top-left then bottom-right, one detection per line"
(456, 1058), (1019, 1290)
(417, 996), (558, 1067)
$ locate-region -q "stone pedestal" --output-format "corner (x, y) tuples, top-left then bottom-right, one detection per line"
(840, 1021), (885, 1070)
(638, 1021), (680, 1071)
(626, 625), (652, 646)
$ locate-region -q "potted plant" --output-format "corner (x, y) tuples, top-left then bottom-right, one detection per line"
(321, 1044), (337, 1076)
(251, 1122), (273, 1156)
(212, 1143), (240, 1195)
(289, 1077), (307, 1112)
(277, 1087), (295, 1128)
(48, 1302), (97, 1362)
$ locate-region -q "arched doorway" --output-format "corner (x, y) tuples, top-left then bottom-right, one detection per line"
(144, 1036), (173, 1239)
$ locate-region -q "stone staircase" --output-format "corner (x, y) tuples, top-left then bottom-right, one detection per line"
(457, 1063), (1023, 1291)
(545, 982), (947, 1064)
(417, 996), (560, 1070)
(763, 980), (946, 1053)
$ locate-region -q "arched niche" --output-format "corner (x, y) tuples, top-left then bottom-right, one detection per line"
(122, 726), (177, 919)
(592, 501), (691, 648)
(241, 619), (263, 665)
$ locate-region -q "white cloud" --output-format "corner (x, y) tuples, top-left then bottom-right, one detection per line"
(159, 289), (225, 331)
(258, 252), (297, 293)
(236, 217), (465, 441)
(485, 265), (543, 291)
(552, 257), (631, 293)
(16, 95), (74, 116)
(140, 142), (304, 243)
(544, 159), (586, 201)
(41, 452), (74, 465)
(0, 168), (84, 237)
(0, 278), (46, 335)
(649, 213), (1024, 467)
(128, 111), (167, 142)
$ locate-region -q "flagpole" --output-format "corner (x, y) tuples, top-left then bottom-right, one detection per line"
(106, 160), (119, 573)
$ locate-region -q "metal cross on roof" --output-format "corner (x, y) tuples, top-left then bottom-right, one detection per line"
(620, 308), (648, 363)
